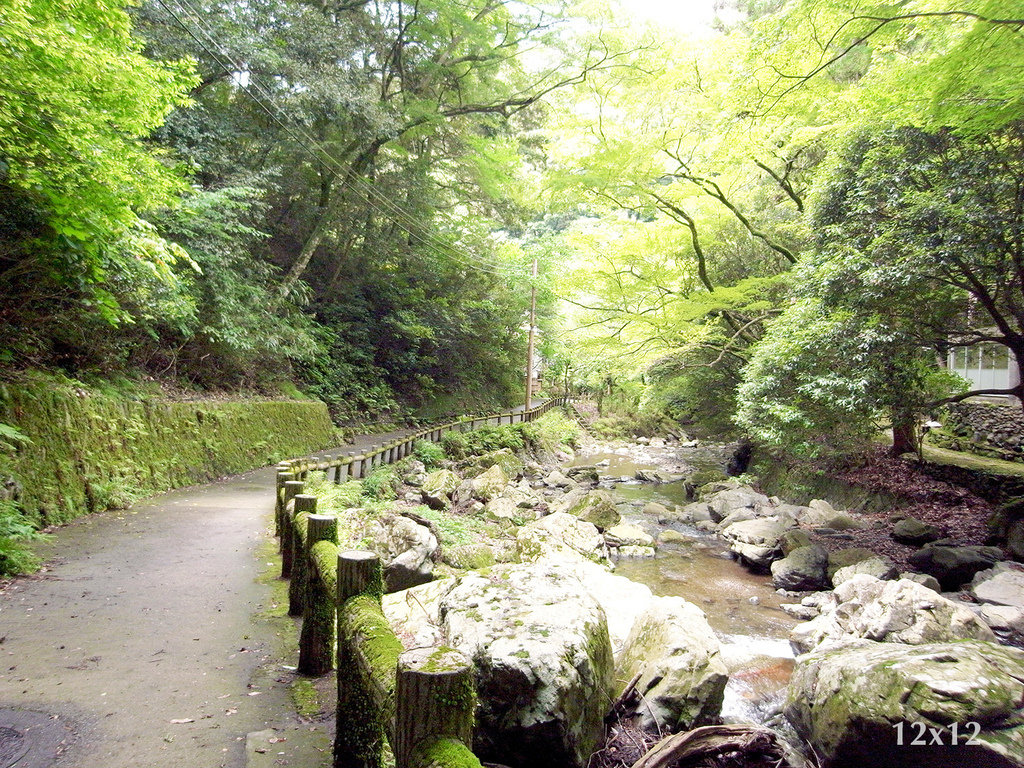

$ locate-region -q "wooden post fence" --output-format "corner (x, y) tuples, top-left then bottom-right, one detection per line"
(299, 513), (338, 676)
(271, 399), (571, 768)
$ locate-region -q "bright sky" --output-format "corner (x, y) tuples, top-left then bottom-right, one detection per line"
(618, 0), (730, 33)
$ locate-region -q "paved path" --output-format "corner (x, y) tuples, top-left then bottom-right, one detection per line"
(0, 426), (413, 768)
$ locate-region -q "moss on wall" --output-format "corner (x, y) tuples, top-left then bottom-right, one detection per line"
(0, 376), (336, 526)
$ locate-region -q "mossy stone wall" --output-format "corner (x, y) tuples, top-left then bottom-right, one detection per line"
(1, 381), (336, 525)
(931, 400), (1024, 464)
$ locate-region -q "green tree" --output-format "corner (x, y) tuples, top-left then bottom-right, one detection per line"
(0, 0), (196, 330)
(737, 121), (1024, 456)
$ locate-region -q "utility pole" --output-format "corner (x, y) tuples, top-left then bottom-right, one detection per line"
(525, 257), (537, 413)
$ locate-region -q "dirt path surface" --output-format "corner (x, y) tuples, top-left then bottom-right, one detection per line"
(0, 428), (415, 768)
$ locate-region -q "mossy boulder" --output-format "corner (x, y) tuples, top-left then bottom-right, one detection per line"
(614, 596), (728, 733)
(471, 464), (509, 502)
(684, 470), (729, 500)
(421, 469), (460, 509)
(826, 547), (878, 580)
(564, 490), (621, 531)
(771, 544), (830, 591)
(892, 517), (942, 545)
(786, 639), (1024, 768)
(440, 562), (615, 768)
(472, 448), (525, 480)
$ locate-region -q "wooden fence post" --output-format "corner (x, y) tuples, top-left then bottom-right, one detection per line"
(281, 480), (304, 555)
(394, 647), (478, 768)
(289, 494), (317, 615)
(275, 471), (296, 537)
(335, 551), (387, 768)
(299, 514), (338, 676)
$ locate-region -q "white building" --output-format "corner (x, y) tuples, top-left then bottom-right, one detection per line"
(947, 343), (1020, 395)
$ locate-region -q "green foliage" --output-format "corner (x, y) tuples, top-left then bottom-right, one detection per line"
(413, 440), (445, 469)
(413, 505), (488, 550)
(751, 0), (1024, 135)
(441, 431), (472, 461)
(521, 410), (583, 455)
(441, 411), (579, 462)
(0, 499), (46, 576)
(0, 536), (41, 576)
(308, 476), (364, 517)
(736, 298), (968, 459)
(0, 423), (30, 449)
(0, 0), (195, 326)
(738, 121), (1024, 458)
(361, 466), (400, 502)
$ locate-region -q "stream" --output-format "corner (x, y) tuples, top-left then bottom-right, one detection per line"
(566, 442), (800, 725)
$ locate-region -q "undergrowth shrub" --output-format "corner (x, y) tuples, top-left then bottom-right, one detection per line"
(0, 499), (46, 575)
(362, 465), (400, 501)
(413, 439), (445, 468)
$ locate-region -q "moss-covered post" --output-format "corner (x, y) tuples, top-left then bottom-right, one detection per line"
(335, 550), (387, 768)
(395, 647), (479, 768)
(335, 459), (350, 484)
(281, 480), (304, 554)
(288, 495), (316, 615)
(276, 470), (297, 537)
(284, 493), (316, 582)
(352, 454), (364, 480)
(299, 514), (338, 676)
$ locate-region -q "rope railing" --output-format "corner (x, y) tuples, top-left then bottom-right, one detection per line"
(272, 397), (567, 768)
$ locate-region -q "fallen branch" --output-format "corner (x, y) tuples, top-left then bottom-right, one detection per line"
(630, 724), (791, 768)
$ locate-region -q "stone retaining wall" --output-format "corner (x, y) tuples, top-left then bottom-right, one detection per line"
(930, 400), (1024, 464)
(1, 379), (336, 525)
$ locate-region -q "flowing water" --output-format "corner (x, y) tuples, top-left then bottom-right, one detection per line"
(567, 444), (800, 725)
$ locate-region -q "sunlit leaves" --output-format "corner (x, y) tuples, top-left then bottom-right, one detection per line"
(0, 0), (196, 258)
(748, 0), (1024, 134)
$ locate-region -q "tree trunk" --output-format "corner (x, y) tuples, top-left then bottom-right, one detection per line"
(891, 411), (920, 457)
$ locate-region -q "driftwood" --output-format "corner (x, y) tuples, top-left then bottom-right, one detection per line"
(606, 670), (643, 724)
(629, 724), (791, 768)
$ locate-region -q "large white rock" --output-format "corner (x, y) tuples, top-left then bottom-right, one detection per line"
(615, 596), (728, 733)
(719, 517), (792, 569)
(707, 487), (771, 522)
(484, 496), (518, 522)
(972, 562), (1024, 609)
(791, 574), (995, 654)
(605, 522), (655, 548)
(515, 511), (610, 566)
(786, 639), (1024, 768)
(374, 514), (439, 592)
(440, 562), (615, 768)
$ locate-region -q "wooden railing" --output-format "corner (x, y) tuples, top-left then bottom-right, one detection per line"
(273, 398), (566, 768)
(278, 396), (565, 486)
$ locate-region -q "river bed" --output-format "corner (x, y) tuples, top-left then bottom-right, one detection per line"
(567, 443), (799, 724)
